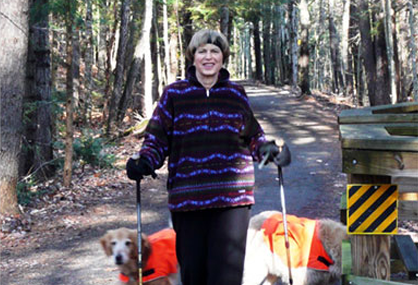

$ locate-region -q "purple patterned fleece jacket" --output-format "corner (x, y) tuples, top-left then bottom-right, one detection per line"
(139, 66), (267, 211)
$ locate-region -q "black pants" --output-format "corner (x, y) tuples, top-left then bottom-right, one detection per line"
(171, 206), (251, 285)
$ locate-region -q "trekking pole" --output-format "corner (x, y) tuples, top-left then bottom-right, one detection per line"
(278, 167), (293, 285)
(136, 179), (143, 285)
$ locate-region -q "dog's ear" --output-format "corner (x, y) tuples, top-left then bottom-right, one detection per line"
(100, 232), (113, 256)
(128, 230), (139, 260)
(141, 234), (152, 268)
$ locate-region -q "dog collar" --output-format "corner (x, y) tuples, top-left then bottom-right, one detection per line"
(119, 272), (138, 283)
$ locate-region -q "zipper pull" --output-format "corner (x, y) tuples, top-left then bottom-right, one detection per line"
(206, 89), (210, 97)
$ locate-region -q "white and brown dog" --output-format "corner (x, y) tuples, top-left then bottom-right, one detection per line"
(100, 227), (180, 285)
(242, 211), (348, 285)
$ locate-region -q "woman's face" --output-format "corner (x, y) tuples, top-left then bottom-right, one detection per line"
(194, 43), (223, 79)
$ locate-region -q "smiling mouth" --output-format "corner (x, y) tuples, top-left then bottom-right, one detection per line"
(203, 63), (215, 68)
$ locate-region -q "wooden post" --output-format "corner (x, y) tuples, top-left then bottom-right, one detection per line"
(348, 174), (391, 280)
(340, 102), (418, 283)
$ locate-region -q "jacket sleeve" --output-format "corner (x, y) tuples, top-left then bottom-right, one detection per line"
(238, 86), (267, 162)
(139, 87), (173, 169)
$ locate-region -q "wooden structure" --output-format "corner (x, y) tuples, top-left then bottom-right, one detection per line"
(339, 102), (418, 284)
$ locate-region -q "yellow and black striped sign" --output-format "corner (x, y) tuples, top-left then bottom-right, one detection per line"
(347, 184), (398, 235)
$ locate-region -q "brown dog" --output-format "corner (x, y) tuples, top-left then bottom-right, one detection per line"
(100, 228), (179, 285)
(242, 211), (348, 285)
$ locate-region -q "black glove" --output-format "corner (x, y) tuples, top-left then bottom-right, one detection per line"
(126, 157), (154, 181)
(259, 141), (291, 167)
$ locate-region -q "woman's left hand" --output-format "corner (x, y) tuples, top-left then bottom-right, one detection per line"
(259, 141), (291, 167)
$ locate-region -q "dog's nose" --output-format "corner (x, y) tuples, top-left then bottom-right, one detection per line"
(115, 254), (123, 265)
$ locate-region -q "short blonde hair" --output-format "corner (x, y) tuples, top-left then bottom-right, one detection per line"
(186, 29), (230, 64)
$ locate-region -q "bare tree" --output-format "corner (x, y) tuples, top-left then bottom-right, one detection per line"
(251, 15), (263, 81)
(119, 0), (153, 119)
(408, 0), (418, 101)
(220, 4), (230, 39)
(84, 0), (94, 124)
(382, 0), (397, 103)
(163, 0), (170, 85)
(0, 0), (30, 215)
(298, 0), (311, 94)
(328, 0), (344, 93)
(106, 0), (131, 134)
(288, 0), (298, 87)
(21, 0), (54, 180)
(63, 0), (76, 187)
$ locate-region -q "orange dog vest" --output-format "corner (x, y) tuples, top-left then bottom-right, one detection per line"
(261, 213), (333, 271)
(143, 228), (178, 282)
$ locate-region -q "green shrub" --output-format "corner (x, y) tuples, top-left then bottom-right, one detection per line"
(73, 130), (116, 169)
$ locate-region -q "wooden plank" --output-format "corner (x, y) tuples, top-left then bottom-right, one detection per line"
(348, 174), (391, 280)
(344, 275), (410, 285)
(342, 240), (352, 275)
(340, 123), (418, 151)
(339, 102), (418, 124)
(342, 149), (418, 177)
(392, 177), (418, 194)
(341, 190), (347, 225)
(393, 235), (418, 280)
(351, 235), (391, 280)
(399, 193), (418, 201)
(399, 201), (418, 221)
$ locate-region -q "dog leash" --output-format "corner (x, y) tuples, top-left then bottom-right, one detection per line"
(278, 166), (293, 285)
(136, 171), (157, 285)
(136, 179), (143, 285)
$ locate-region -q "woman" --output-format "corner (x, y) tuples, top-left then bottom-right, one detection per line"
(126, 29), (291, 285)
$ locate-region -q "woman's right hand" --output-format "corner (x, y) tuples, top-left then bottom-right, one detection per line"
(126, 157), (154, 181)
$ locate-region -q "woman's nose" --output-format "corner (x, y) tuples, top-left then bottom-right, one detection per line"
(203, 51), (212, 58)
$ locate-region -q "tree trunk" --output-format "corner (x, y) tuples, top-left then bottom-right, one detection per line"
(107, 0), (131, 134)
(382, 0), (397, 103)
(169, 30), (178, 83)
(288, 0), (298, 87)
(0, 0), (29, 215)
(119, 0), (153, 120)
(163, 0), (170, 85)
(373, 1), (391, 105)
(298, 0), (311, 94)
(328, 0), (344, 93)
(315, 0), (326, 90)
(72, 26), (81, 110)
(408, 0), (418, 101)
(175, 0), (185, 78)
(220, 4), (230, 40)
(98, 0), (109, 70)
(181, 0), (193, 68)
(252, 17), (263, 81)
(152, 2), (163, 99)
(348, 0), (359, 105)
(21, 0), (54, 180)
(274, 6), (285, 85)
(102, 1), (119, 122)
(342, 0), (353, 98)
(244, 24), (252, 79)
(358, 0), (378, 106)
(63, 0), (75, 188)
(84, 0), (94, 124)
(263, 2), (272, 84)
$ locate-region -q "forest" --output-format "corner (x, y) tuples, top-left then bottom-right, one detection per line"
(0, 0), (417, 216)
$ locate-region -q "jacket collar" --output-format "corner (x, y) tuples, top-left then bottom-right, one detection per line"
(186, 65), (230, 88)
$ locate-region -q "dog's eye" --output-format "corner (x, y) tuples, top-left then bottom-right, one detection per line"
(125, 241), (131, 246)
(111, 241), (116, 246)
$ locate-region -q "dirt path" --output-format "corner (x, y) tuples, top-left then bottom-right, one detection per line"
(1, 82), (348, 285)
